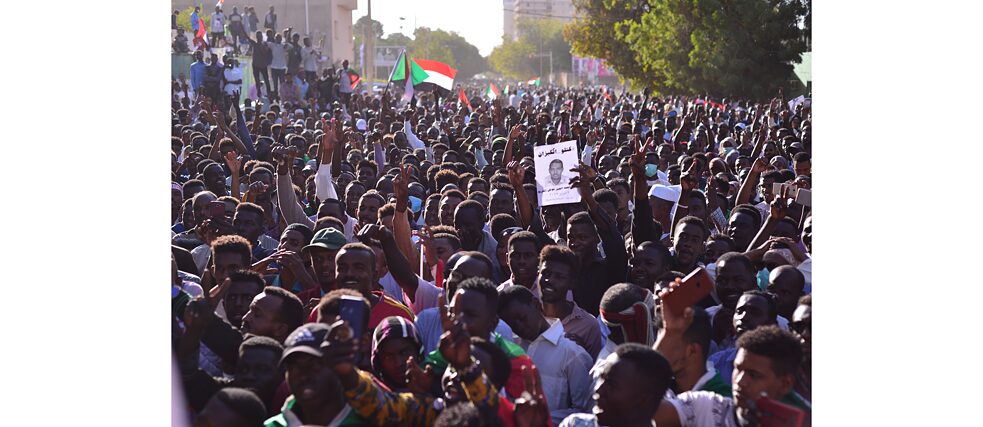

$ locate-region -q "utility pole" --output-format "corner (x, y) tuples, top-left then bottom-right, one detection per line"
(365, 0), (375, 88)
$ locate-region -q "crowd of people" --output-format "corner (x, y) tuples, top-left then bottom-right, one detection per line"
(170, 74), (814, 426)
(174, 5), (356, 109)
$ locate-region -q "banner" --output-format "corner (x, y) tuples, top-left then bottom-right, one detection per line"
(534, 140), (582, 206)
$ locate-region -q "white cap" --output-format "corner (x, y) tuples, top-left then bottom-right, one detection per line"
(356, 118), (367, 131)
(648, 184), (680, 202)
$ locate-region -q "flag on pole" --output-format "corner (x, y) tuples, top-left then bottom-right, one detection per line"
(459, 87), (471, 112)
(195, 16), (209, 49)
(388, 50), (429, 104)
(486, 83), (500, 100)
(216, 0), (225, 7)
(504, 85), (510, 96)
(412, 59), (457, 95)
(527, 77), (540, 87)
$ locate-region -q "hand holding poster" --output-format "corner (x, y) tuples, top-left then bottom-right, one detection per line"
(535, 140), (582, 206)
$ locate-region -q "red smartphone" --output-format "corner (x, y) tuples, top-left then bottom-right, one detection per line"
(661, 267), (715, 315)
(755, 396), (805, 427)
(207, 201), (226, 219)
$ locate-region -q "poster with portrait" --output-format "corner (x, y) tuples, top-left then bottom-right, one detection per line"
(535, 140), (582, 206)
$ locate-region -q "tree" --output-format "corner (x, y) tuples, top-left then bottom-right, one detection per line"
(489, 18), (571, 80)
(353, 16), (384, 68)
(176, 6), (211, 35)
(619, 0), (808, 97)
(410, 27), (488, 80)
(563, 0), (649, 88)
(383, 33), (413, 47)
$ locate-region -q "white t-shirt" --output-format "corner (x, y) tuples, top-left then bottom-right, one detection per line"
(302, 47), (319, 72)
(668, 391), (739, 427)
(223, 66), (243, 95)
(269, 42), (287, 70)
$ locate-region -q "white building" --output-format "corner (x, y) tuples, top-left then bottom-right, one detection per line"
(510, 0), (575, 39)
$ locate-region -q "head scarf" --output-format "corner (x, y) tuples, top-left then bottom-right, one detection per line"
(370, 316), (424, 375)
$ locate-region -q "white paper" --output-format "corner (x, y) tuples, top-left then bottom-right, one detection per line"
(535, 140), (583, 207)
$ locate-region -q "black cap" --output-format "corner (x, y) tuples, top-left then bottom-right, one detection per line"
(280, 323), (330, 365)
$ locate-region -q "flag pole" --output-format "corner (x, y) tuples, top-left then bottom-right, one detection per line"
(383, 48), (405, 99)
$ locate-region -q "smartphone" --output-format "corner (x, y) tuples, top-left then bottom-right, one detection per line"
(755, 396), (806, 427)
(794, 188), (812, 207)
(772, 182), (798, 196)
(207, 201), (226, 219)
(338, 295), (368, 340)
(661, 267), (715, 315)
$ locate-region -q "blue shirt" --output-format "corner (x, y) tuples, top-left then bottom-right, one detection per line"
(190, 61), (206, 91)
(708, 347), (738, 386)
(190, 11), (199, 32)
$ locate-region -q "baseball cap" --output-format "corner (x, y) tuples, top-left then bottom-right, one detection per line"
(280, 323), (330, 365)
(302, 227), (347, 253)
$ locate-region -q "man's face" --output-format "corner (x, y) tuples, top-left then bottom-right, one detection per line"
(767, 268), (804, 319)
(335, 249), (376, 294)
(499, 299), (543, 341)
(715, 259), (757, 310)
(566, 222), (599, 259)
(308, 247), (338, 285)
(728, 212), (757, 250)
(732, 349), (793, 410)
(792, 304), (811, 358)
(203, 164), (226, 193)
(231, 347), (282, 395)
(356, 195), (382, 226)
(345, 185), (366, 217)
(241, 293), (285, 339)
(732, 294), (773, 337)
(450, 289), (497, 339)
(628, 247), (666, 290)
(593, 354), (650, 427)
(762, 143), (778, 160)
(285, 353), (336, 407)
(549, 161), (564, 184)
(439, 196), (463, 227)
(489, 189), (515, 217)
(672, 222), (705, 268)
(278, 230), (305, 253)
(703, 239), (731, 264)
(377, 337), (416, 387)
(233, 210), (264, 244)
(212, 252), (247, 284)
(794, 160), (811, 177)
(454, 206), (484, 251)
(508, 240), (539, 285)
(538, 259), (573, 304)
(225, 280), (263, 328)
(758, 176), (776, 202)
(801, 216), (812, 253)
(445, 256), (491, 295)
(357, 166), (375, 187)
(318, 201), (347, 223)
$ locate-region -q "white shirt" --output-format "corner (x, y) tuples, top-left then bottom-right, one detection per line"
(664, 362), (722, 400)
(519, 321), (594, 426)
(269, 42), (287, 69)
(302, 47), (320, 72)
(798, 257), (812, 293)
(668, 391), (739, 427)
(223, 66), (243, 95)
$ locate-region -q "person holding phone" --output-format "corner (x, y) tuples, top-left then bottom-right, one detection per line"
(654, 296), (809, 427)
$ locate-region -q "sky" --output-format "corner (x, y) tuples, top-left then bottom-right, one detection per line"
(352, 0), (504, 56)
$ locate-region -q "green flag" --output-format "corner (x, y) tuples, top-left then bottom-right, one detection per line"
(389, 51), (429, 86)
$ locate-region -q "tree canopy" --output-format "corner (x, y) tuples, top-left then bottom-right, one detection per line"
(350, 18), (487, 80)
(564, 0), (810, 97)
(489, 18), (572, 80)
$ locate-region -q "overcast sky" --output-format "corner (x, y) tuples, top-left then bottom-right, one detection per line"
(352, 0), (505, 56)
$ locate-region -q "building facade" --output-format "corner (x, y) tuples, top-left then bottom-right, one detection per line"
(173, 0), (356, 65)
(503, 0), (516, 41)
(509, 0), (574, 39)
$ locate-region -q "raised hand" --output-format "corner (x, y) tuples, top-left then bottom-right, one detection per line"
(513, 365), (549, 427)
(224, 151), (241, 174)
(438, 315), (472, 369)
(321, 320), (358, 378)
(657, 278), (697, 329)
(404, 356), (435, 393)
(680, 159), (700, 194)
(506, 160), (525, 189)
(393, 165), (411, 213)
